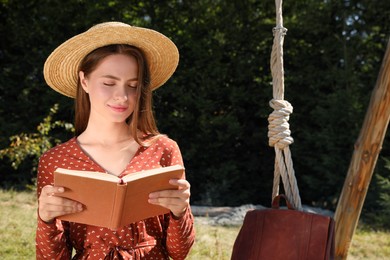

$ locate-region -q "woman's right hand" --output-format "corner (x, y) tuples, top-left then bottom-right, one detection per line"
(38, 185), (84, 223)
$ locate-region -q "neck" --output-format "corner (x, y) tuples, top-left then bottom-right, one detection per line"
(79, 120), (133, 145)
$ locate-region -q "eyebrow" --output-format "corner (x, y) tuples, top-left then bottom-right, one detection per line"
(101, 75), (138, 81)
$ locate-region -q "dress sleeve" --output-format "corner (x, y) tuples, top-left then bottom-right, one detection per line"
(166, 208), (195, 260)
(160, 138), (196, 259)
(160, 137), (184, 167)
(35, 152), (72, 259)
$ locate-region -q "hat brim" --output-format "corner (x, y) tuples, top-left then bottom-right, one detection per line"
(44, 22), (179, 98)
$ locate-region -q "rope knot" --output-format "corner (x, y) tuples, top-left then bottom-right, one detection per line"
(268, 99), (294, 149)
(272, 25), (287, 36)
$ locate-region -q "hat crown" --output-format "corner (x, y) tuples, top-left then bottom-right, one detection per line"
(89, 21), (131, 31)
(44, 21), (179, 98)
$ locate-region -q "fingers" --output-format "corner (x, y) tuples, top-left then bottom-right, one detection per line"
(169, 179), (191, 189)
(149, 179), (191, 200)
(149, 196), (188, 218)
(149, 189), (191, 203)
(148, 179), (191, 218)
(38, 185), (83, 223)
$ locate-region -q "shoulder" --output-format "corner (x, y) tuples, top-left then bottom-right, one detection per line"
(139, 134), (183, 166)
(37, 137), (77, 189)
(151, 134), (181, 153)
(156, 134), (178, 147)
(154, 135), (183, 166)
(39, 137), (77, 161)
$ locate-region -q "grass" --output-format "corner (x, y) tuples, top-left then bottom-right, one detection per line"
(188, 218), (240, 259)
(348, 228), (390, 259)
(0, 189), (36, 259)
(1, 189), (389, 259)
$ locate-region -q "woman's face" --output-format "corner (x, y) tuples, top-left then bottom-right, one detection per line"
(79, 54), (139, 125)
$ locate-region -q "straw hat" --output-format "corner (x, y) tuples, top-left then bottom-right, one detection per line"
(43, 21), (179, 98)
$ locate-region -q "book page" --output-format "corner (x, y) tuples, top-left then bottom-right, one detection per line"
(119, 165), (185, 226)
(55, 168), (120, 183)
(121, 164), (184, 183)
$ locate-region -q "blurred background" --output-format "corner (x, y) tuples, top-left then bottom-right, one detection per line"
(1, 0), (389, 229)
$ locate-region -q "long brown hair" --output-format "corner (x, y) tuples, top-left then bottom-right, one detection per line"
(75, 44), (160, 146)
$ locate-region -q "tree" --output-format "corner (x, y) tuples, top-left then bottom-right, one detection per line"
(0, 1), (389, 227)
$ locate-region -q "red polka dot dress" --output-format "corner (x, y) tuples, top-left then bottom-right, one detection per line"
(36, 135), (195, 259)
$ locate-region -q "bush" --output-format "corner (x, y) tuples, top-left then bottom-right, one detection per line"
(0, 104), (74, 189)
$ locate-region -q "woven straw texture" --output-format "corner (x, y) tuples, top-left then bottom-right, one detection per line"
(44, 22), (179, 98)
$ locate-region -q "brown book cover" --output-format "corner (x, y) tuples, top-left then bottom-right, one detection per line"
(54, 164), (185, 229)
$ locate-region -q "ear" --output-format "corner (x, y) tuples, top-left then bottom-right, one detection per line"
(79, 71), (89, 93)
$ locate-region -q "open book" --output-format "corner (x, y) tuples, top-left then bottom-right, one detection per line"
(54, 164), (185, 229)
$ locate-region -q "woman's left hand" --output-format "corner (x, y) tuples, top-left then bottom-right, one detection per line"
(148, 179), (191, 218)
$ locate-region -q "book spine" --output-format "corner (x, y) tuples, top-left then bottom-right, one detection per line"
(110, 183), (127, 229)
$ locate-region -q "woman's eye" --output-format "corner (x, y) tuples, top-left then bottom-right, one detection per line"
(128, 85), (137, 89)
(103, 83), (115, 86)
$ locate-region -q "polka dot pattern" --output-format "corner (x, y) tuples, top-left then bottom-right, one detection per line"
(36, 136), (195, 259)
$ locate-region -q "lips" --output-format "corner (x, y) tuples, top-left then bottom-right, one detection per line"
(108, 104), (128, 113)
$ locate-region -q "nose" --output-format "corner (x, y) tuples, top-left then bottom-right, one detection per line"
(114, 86), (128, 101)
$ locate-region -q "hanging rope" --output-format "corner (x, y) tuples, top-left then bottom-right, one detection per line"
(268, 0), (302, 210)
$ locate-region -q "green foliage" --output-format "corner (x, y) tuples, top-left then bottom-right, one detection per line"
(363, 157), (390, 229)
(1, 0), (390, 229)
(378, 172), (390, 223)
(0, 104), (74, 188)
(279, 0), (390, 208)
(151, 0), (275, 205)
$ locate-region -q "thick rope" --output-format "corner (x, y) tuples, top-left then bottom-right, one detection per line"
(269, 0), (302, 210)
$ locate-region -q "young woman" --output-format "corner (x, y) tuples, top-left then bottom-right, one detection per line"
(36, 22), (195, 259)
